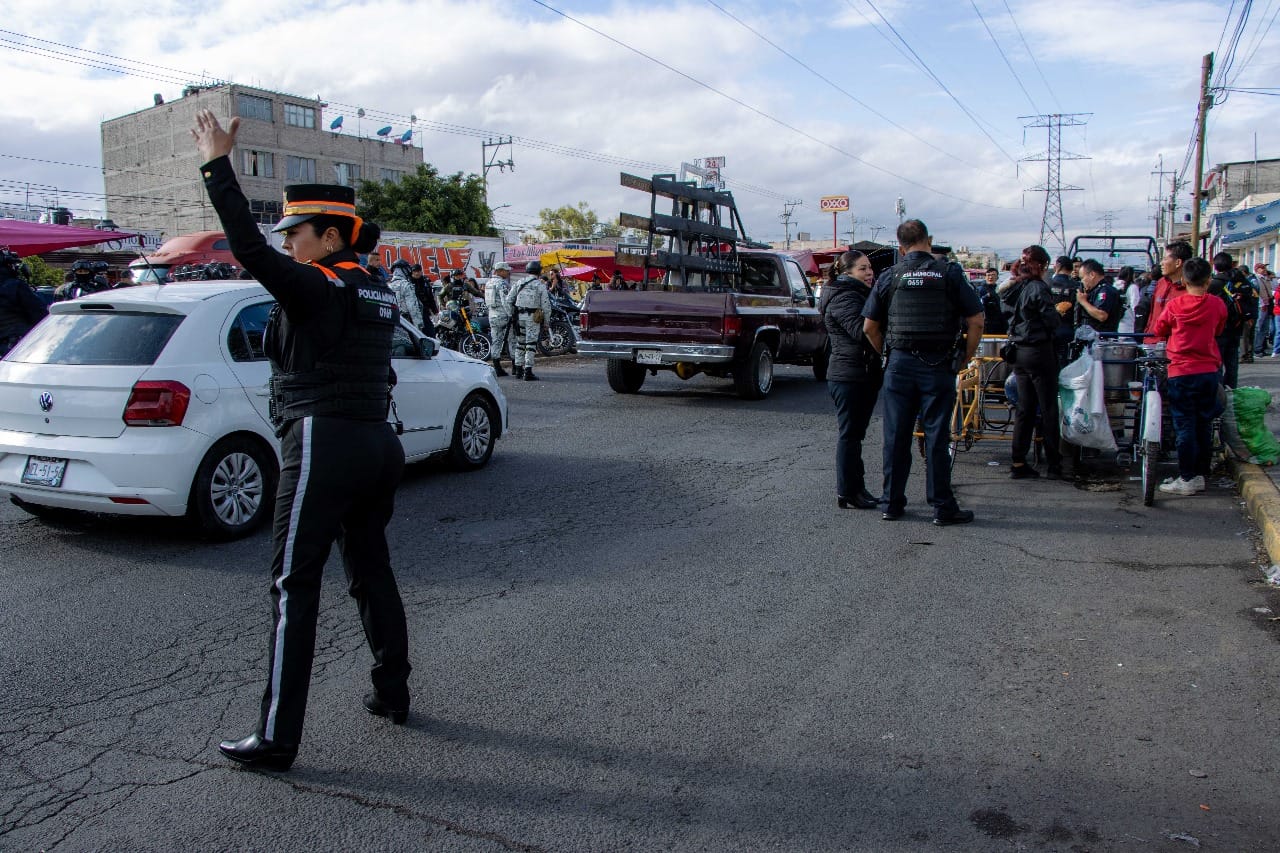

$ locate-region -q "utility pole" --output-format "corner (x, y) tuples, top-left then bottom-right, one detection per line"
(481, 137), (514, 204)
(1169, 172), (1183, 244)
(1190, 52), (1214, 255)
(779, 199), (803, 249)
(1020, 113), (1091, 257)
(1150, 154), (1175, 242)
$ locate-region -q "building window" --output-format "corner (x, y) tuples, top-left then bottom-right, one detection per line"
(249, 199), (283, 226)
(333, 162), (361, 186)
(285, 156), (316, 182)
(284, 103), (316, 129)
(241, 150), (274, 178)
(380, 168), (403, 183)
(237, 94), (273, 122)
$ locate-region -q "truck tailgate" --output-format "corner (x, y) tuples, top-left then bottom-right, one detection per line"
(581, 291), (733, 343)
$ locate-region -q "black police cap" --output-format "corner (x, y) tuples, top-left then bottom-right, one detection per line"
(272, 183), (358, 232)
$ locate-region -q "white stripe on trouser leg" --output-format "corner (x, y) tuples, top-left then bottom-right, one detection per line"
(265, 416), (312, 741)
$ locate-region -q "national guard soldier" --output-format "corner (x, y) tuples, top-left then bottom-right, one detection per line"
(505, 260), (553, 381)
(485, 261), (514, 376)
(192, 109), (411, 772)
(862, 219), (984, 526)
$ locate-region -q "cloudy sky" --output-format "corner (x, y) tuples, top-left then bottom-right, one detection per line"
(1, 0), (1276, 257)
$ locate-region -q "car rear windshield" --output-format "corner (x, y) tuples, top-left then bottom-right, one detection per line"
(5, 311), (184, 366)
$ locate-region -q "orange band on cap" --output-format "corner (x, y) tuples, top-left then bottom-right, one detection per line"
(350, 215), (364, 241)
(282, 200), (357, 218)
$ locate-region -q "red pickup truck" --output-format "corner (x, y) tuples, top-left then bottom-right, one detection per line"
(576, 175), (828, 400)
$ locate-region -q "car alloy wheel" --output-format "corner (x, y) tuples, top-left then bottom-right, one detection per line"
(209, 450), (266, 527)
(459, 403), (492, 463)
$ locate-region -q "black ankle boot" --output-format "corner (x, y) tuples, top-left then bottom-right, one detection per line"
(491, 360), (508, 377)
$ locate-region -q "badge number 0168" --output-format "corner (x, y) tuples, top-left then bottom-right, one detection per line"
(22, 456), (68, 488)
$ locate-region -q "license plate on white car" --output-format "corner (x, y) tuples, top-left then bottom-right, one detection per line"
(635, 350), (662, 365)
(22, 456), (67, 488)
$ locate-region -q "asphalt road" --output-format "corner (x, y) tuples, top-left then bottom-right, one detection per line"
(3, 356), (1279, 852)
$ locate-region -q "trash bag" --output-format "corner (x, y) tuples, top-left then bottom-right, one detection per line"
(1058, 347), (1117, 451)
(1231, 386), (1280, 465)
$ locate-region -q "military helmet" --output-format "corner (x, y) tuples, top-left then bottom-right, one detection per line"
(525, 260), (542, 275)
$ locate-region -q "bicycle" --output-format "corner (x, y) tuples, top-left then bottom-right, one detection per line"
(1130, 354), (1169, 506)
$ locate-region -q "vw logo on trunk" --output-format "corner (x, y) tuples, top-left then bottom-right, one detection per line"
(38, 392), (53, 412)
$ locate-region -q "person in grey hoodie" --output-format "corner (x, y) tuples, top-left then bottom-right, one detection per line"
(1001, 245), (1063, 480)
(819, 250), (884, 509)
(387, 259), (424, 329)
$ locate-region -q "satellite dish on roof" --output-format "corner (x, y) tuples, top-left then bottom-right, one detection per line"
(376, 126), (392, 137)
(357, 108), (365, 118)
(329, 116), (343, 131)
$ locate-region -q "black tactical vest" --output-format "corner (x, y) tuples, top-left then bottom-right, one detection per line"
(884, 255), (959, 352)
(268, 261), (399, 427)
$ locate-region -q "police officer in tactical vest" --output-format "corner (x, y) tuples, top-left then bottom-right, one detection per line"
(0, 248), (48, 356)
(192, 109), (412, 771)
(863, 219), (984, 525)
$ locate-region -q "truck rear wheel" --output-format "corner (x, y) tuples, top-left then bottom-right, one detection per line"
(606, 358), (646, 393)
(734, 341), (774, 400)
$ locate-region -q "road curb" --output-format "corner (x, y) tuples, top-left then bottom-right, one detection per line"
(1227, 453), (1280, 568)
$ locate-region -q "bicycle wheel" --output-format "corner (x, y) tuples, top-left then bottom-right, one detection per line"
(1141, 440), (1159, 506)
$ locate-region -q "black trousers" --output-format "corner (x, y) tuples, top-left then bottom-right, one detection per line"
(1011, 341), (1061, 467)
(258, 415), (409, 745)
(881, 351), (959, 514)
(828, 378), (881, 498)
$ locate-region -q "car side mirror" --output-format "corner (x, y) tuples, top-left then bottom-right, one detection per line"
(416, 337), (437, 359)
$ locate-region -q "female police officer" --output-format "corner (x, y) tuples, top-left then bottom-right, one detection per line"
(192, 109), (411, 771)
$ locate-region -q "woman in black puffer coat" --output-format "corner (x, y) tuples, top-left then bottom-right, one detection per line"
(820, 250), (885, 509)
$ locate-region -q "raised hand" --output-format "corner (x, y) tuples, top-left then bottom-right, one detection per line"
(190, 109), (241, 163)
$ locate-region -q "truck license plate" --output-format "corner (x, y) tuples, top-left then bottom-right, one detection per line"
(635, 350), (662, 365)
(22, 456), (68, 488)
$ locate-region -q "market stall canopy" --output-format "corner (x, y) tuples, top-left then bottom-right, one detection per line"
(0, 220), (143, 256)
(554, 255), (652, 282)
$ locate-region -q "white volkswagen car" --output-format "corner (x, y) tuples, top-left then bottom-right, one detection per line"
(0, 280), (507, 539)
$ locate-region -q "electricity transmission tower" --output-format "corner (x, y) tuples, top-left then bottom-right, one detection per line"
(1020, 113), (1091, 256)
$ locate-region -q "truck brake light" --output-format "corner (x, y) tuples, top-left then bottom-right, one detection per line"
(123, 380), (191, 426)
(579, 312), (589, 331)
(722, 315), (741, 340)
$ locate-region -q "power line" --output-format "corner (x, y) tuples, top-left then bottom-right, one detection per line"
(856, 0), (1018, 162)
(704, 0), (1008, 178)
(526, 0), (1017, 209)
(968, 0), (1039, 113)
(998, 0), (1061, 110)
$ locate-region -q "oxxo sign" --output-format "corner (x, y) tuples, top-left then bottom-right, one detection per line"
(819, 195), (850, 212)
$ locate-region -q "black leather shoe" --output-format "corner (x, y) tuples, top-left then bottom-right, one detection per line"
(524, 370), (540, 381)
(218, 733), (297, 771)
(363, 692), (409, 725)
(513, 367), (525, 379)
(881, 509), (904, 521)
(933, 509), (975, 526)
(1010, 464), (1040, 479)
(838, 490), (879, 509)
(492, 361), (508, 377)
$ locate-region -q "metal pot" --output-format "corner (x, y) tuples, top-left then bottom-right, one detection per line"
(1095, 341), (1139, 401)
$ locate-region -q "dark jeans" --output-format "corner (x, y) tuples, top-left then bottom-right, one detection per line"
(828, 378), (882, 498)
(1255, 313), (1273, 354)
(881, 350), (959, 515)
(1166, 372), (1223, 481)
(1218, 335), (1239, 388)
(1011, 341), (1061, 467)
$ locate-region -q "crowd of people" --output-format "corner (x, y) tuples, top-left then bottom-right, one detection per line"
(822, 220), (1274, 519)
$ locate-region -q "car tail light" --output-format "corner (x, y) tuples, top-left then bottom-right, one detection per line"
(722, 315), (741, 340)
(123, 380), (191, 426)
(579, 312), (589, 331)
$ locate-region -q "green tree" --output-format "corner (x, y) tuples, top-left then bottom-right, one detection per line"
(357, 164), (496, 236)
(23, 255), (64, 288)
(536, 202), (621, 241)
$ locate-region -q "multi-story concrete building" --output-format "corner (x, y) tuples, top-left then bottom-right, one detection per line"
(101, 84), (423, 237)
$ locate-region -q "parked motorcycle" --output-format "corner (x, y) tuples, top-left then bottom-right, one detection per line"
(435, 299), (492, 361)
(538, 293), (580, 357)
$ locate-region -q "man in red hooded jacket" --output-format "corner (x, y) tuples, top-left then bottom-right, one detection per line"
(1146, 240), (1193, 341)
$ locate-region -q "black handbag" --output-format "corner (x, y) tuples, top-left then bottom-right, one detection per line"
(999, 340), (1018, 363)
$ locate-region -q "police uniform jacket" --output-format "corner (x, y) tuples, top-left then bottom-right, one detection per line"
(861, 251), (982, 355)
(200, 156), (396, 426)
(0, 271), (48, 343)
(1078, 282), (1123, 333)
(819, 274), (881, 383)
